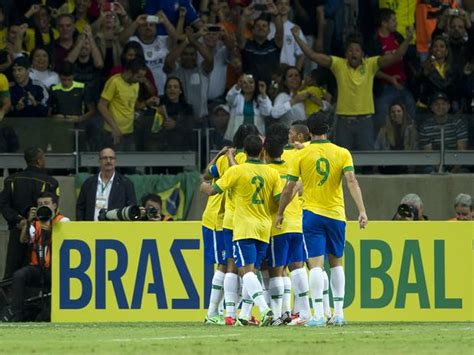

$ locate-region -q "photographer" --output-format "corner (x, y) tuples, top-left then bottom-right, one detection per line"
(11, 192), (69, 322)
(141, 193), (173, 221)
(393, 193), (429, 221)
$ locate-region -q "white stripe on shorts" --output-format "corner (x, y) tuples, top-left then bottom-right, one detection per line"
(212, 230), (218, 263)
(271, 238), (276, 268)
(302, 233), (309, 260)
(236, 241), (245, 266)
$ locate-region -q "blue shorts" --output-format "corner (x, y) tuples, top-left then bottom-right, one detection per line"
(302, 210), (346, 258)
(223, 228), (234, 261)
(202, 226), (225, 265)
(233, 239), (268, 269)
(267, 233), (305, 267)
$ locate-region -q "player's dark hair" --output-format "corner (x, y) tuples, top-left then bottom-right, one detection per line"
(24, 146), (42, 166)
(291, 124), (310, 141)
(244, 135), (263, 157)
(266, 123), (288, 145)
(38, 191), (59, 205)
(264, 137), (284, 159)
(307, 112), (330, 135)
(376, 8), (396, 28)
(141, 193), (162, 207)
(233, 124), (260, 149)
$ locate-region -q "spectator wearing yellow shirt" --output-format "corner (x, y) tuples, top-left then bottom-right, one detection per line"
(0, 72), (11, 120)
(98, 58), (159, 150)
(0, 5), (7, 50)
(24, 5), (59, 54)
(291, 25), (413, 151)
(298, 69), (332, 116)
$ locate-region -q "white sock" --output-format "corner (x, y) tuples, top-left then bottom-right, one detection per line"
(282, 276), (292, 314)
(207, 270), (225, 317)
(330, 266), (345, 317)
(309, 267), (324, 319)
(240, 284), (254, 320)
(243, 272), (269, 314)
(237, 276), (243, 306)
(224, 273), (239, 318)
(322, 270), (331, 318)
(269, 277), (284, 318)
(290, 267), (311, 320)
(260, 270), (270, 304)
(218, 297), (224, 316)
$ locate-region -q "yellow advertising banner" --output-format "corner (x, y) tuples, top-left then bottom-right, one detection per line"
(51, 222), (473, 322)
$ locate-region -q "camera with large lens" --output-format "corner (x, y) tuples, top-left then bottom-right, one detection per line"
(98, 205), (141, 221)
(146, 207), (158, 220)
(36, 205), (54, 222)
(394, 203), (419, 221)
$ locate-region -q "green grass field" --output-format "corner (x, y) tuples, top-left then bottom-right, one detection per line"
(0, 322), (472, 354)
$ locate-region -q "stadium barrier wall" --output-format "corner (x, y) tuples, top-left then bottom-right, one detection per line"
(51, 221), (473, 322)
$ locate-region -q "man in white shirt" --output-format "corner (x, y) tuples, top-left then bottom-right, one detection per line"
(268, 0), (307, 70)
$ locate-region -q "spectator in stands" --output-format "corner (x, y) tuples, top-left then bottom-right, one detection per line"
(0, 71), (11, 120)
(10, 191), (69, 321)
(269, 0), (306, 71)
(164, 27), (214, 127)
(209, 103), (230, 148)
(73, 0), (94, 33)
(0, 5), (7, 50)
(237, 3), (283, 85)
(224, 73), (271, 142)
(368, 8), (416, 135)
(375, 102), (418, 151)
(144, 0), (200, 33)
(29, 47), (59, 88)
(99, 58), (155, 150)
(291, 25), (413, 151)
(141, 193), (173, 221)
(418, 36), (462, 112)
(271, 66), (307, 126)
(203, 24), (236, 104)
(24, 5), (58, 54)
(93, 6), (127, 75)
(122, 12), (177, 95)
(379, 0), (416, 46)
(400, 193), (428, 220)
(0, 23), (28, 79)
(292, 0), (325, 73)
(298, 68), (332, 117)
(0, 147), (59, 280)
(148, 76), (194, 151)
(449, 193), (472, 221)
(52, 14), (76, 70)
(49, 61), (97, 150)
(419, 92), (468, 151)
(76, 147), (137, 221)
(9, 56), (49, 117)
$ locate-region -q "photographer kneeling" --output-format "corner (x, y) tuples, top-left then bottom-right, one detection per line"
(11, 192), (69, 322)
(141, 194), (173, 221)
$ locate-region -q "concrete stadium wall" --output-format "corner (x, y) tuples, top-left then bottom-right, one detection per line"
(1, 174), (473, 278)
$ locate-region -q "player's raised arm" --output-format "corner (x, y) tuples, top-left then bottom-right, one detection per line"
(275, 179), (296, 229)
(343, 170), (368, 229)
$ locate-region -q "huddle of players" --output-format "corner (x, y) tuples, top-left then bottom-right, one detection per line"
(200, 113), (368, 327)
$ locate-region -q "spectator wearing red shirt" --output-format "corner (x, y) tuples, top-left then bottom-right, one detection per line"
(367, 8), (415, 136)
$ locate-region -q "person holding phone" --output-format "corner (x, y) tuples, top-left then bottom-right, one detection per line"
(224, 73), (272, 141)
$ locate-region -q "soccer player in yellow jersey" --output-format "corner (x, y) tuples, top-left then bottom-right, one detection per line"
(202, 135), (282, 326)
(276, 114), (368, 327)
(264, 133), (312, 326)
(203, 124), (260, 325)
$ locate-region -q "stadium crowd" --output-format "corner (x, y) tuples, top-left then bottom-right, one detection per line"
(0, 0), (471, 168)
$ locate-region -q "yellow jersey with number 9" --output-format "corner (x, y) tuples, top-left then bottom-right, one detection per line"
(287, 140), (354, 222)
(214, 160), (281, 243)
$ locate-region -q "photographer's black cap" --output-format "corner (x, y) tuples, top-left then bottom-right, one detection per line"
(12, 56), (31, 69)
(430, 91), (449, 105)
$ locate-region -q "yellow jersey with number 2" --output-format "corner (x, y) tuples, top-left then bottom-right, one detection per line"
(214, 159), (281, 243)
(287, 139), (354, 222)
